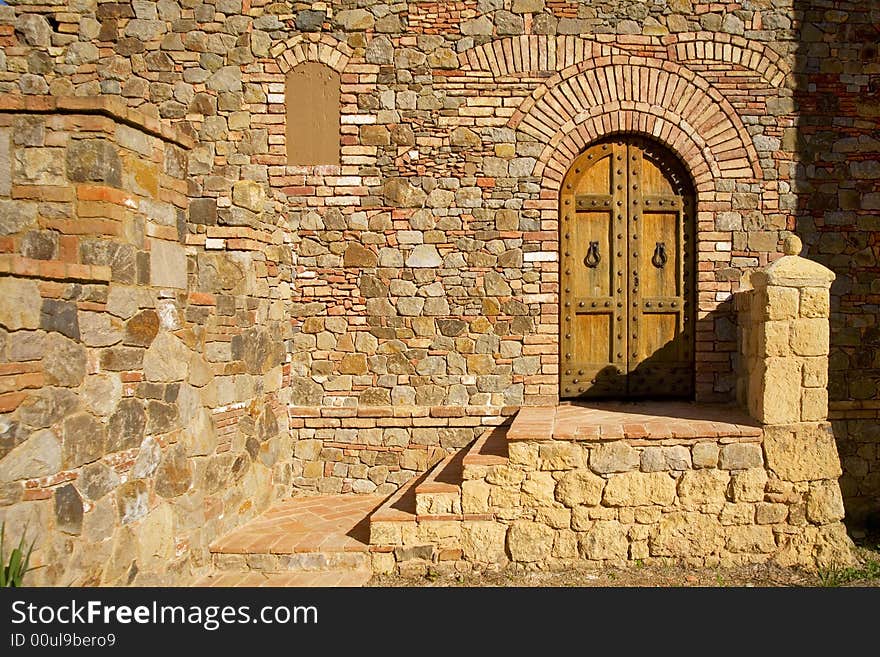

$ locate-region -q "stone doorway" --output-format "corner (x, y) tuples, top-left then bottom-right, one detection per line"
(559, 136), (696, 400)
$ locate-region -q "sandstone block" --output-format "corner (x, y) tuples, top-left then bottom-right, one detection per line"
(719, 443), (763, 470)
(0, 429), (60, 482)
(677, 469), (730, 506)
(461, 521), (507, 563)
(726, 525), (776, 553)
(806, 480), (845, 524)
(763, 423), (842, 482)
(579, 520), (628, 560)
(507, 520), (554, 562)
(728, 468), (768, 503)
(539, 442), (586, 470)
(692, 442), (719, 468)
(603, 472), (676, 507)
(652, 512), (723, 557)
(555, 469), (605, 507)
(0, 278), (41, 330)
(590, 442), (640, 474)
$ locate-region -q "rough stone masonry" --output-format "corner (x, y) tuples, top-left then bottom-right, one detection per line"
(0, 0), (874, 583)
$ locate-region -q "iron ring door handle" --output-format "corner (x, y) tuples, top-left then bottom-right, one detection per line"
(584, 241), (600, 268)
(652, 241), (667, 268)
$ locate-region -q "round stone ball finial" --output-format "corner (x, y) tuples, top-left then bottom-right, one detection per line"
(783, 235), (802, 256)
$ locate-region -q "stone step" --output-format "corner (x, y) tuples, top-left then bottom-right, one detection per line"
(209, 494), (383, 577)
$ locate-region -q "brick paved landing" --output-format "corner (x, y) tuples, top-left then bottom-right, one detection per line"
(210, 494), (383, 555)
(193, 495), (386, 587)
(508, 402), (761, 442)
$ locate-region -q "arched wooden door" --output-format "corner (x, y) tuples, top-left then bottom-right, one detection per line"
(559, 136), (695, 399)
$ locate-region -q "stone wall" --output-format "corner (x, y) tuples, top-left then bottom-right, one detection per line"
(794, 0), (880, 528)
(0, 97), (291, 585)
(0, 1), (873, 527)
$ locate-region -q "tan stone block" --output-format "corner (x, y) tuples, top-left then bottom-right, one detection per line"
(764, 285), (799, 320)
(417, 521), (461, 548)
(486, 464), (525, 487)
(677, 470), (730, 506)
(521, 472), (556, 507)
(302, 461), (323, 478)
(539, 442), (586, 470)
(370, 521), (402, 545)
(571, 506), (593, 531)
(630, 541), (650, 560)
(801, 358), (828, 388)
(728, 468), (768, 503)
(720, 443), (763, 470)
(555, 469), (605, 507)
(790, 318), (829, 356)
(799, 287), (829, 318)
(590, 442), (640, 474)
(136, 504), (174, 567)
(720, 503), (755, 526)
(725, 525), (776, 553)
(692, 442), (719, 468)
(536, 506), (571, 529)
(339, 353), (368, 374)
(461, 480), (491, 514)
(461, 521), (507, 563)
(652, 512), (723, 557)
(763, 423), (842, 482)
(755, 502), (788, 524)
(618, 507), (635, 524)
(579, 520), (628, 560)
(760, 357), (801, 424)
(507, 442), (538, 468)
(603, 472), (676, 507)
(507, 520), (555, 562)
(494, 143), (516, 158)
(490, 486), (521, 508)
(760, 321), (790, 357)
(552, 529), (579, 558)
(634, 506), (662, 524)
(371, 551), (396, 574)
(806, 480), (845, 524)
(801, 387), (827, 422)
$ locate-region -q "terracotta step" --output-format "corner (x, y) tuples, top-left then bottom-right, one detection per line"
(368, 427), (508, 547)
(415, 449), (464, 515)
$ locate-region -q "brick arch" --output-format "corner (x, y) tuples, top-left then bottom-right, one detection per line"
(271, 34), (353, 74)
(512, 58), (762, 186)
(536, 113), (719, 196)
(668, 33), (791, 88)
(457, 35), (617, 77)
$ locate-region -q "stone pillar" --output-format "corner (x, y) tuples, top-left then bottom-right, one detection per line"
(736, 236), (854, 566)
(738, 235), (834, 425)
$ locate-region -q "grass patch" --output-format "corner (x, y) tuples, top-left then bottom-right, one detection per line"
(818, 558), (880, 587)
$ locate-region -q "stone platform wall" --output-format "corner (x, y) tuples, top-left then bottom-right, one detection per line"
(0, 98), (292, 585)
(456, 432), (850, 569)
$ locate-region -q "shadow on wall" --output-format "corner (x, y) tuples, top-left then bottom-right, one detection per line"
(794, 1), (880, 529)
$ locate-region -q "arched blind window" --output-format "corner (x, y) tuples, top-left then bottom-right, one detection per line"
(285, 62), (340, 166)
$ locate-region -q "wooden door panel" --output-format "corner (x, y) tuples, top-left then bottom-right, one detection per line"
(560, 142), (627, 398)
(560, 137), (693, 399)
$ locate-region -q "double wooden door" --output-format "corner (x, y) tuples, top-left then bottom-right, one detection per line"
(559, 137), (695, 399)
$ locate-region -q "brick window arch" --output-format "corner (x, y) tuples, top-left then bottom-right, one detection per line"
(285, 62), (340, 166)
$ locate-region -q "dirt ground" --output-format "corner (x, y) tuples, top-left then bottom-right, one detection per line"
(369, 539), (880, 588)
